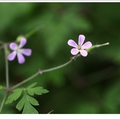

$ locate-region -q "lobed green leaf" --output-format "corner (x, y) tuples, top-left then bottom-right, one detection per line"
(16, 95), (25, 111)
(23, 102), (38, 114)
(26, 88), (34, 96)
(27, 82), (37, 88)
(27, 95), (39, 106)
(26, 83), (49, 96)
(8, 83), (48, 113)
(32, 87), (49, 95)
(5, 88), (22, 104)
(16, 91), (39, 113)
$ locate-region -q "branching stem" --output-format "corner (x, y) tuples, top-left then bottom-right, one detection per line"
(12, 55), (78, 89)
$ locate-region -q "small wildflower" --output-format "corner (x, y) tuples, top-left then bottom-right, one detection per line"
(67, 34), (92, 57)
(7, 37), (32, 64)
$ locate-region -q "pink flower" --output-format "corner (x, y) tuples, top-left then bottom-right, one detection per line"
(67, 34), (92, 57)
(7, 37), (32, 64)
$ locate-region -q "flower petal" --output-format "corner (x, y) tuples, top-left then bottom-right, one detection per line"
(68, 39), (77, 48)
(21, 49), (32, 56)
(9, 43), (18, 50)
(7, 51), (17, 61)
(80, 50), (88, 57)
(82, 41), (92, 49)
(17, 53), (25, 64)
(19, 38), (27, 48)
(71, 48), (79, 55)
(78, 34), (85, 46)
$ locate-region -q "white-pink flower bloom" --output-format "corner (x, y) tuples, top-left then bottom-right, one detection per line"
(7, 38), (32, 64)
(67, 34), (92, 57)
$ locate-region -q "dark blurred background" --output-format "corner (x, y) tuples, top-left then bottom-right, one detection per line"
(0, 2), (120, 114)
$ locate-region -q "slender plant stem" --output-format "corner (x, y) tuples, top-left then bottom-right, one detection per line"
(10, 42), (109, 90)
(0, 93), (8, 113)
(42, 60), (72, 73)
(0, 44), (10, 113)
(25, 25), (45, 38)
(12, 72), (39, 89)
(4, 44), (9, 88)
(12, 55), (78, 89)
(48, 110), (54, 114)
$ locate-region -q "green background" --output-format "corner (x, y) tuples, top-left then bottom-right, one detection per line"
(0, 2), (120, 114)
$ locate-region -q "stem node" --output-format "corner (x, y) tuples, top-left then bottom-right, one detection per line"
(6, 87), (13, 93)
(38, 70), (43, 74)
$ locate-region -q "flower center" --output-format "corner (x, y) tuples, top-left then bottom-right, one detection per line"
(77, 45), (81, 50)
(16, 47), (21, 53)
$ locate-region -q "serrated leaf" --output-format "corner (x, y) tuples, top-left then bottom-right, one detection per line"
(26, 83), (49, 96)
(15, 83), (48, 113)
(5, 88), (22, 104)
(27, 82), (37, 88)
(32, 87), (49, 95)
(16, 95), (25, 111)
(16, 91), (39, 113)
(27, 95), (39, 106)
(23, 102), (38, 114)
(26, 88), (34, 96)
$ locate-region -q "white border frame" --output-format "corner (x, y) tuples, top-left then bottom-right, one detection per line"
(1, 114), (120, 119)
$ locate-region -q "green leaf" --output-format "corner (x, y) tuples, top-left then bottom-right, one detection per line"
(5, 88), (22, 104)
(27, 95), (39, 106)
(16, 95), (25, 111)
(27, 86), (49, 95)
(16, 91), (39, 114)
(26, 83), (49, 96)
(32, 87), (49, 95)
(23, 102), (38, 114)
(11, 83), (48, 113)
(27, 82), (37, 88)
(26, 89), (34, 96)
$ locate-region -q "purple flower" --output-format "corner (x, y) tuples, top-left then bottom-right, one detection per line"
(67, 34), (92, 57)
(7, 37), (32, 64)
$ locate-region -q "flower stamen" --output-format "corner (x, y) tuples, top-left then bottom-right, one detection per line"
(77, 45), (81, 50)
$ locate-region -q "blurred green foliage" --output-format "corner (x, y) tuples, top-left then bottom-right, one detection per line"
(0, 2), (120, 114)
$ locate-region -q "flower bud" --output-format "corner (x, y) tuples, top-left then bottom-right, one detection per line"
(86, 42), (109, 52)
(16, 35), (25, 43)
